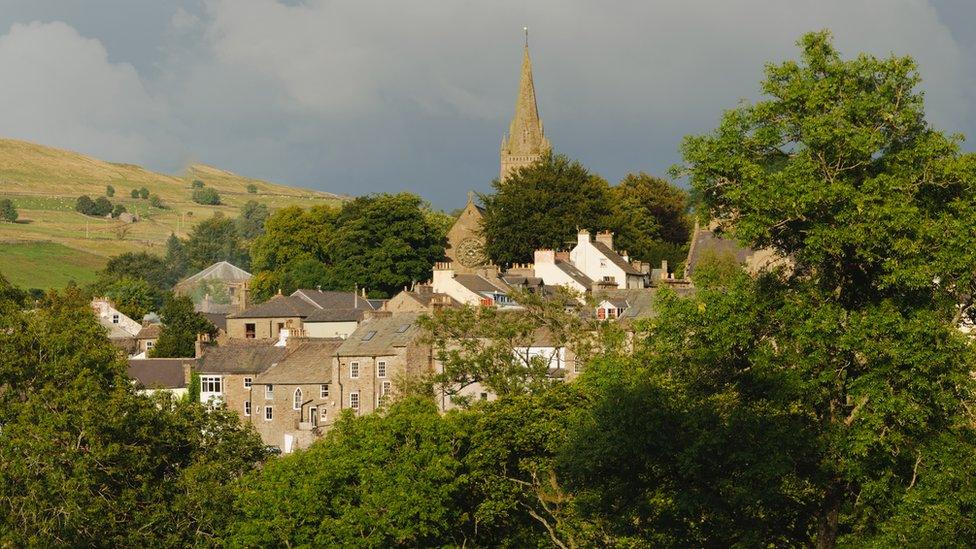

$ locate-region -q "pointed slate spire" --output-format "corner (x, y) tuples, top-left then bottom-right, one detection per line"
(500, 30), (551, 180)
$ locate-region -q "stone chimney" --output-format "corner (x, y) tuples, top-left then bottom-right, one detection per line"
(660, 260), (669, 279)
(577, 229), (590, 247)
(534, 249), (555, 265)
(595, 230), (614, 248)
(555, 250), (570, 261)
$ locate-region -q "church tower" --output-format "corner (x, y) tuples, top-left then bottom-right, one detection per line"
(499, 32), (551, 181)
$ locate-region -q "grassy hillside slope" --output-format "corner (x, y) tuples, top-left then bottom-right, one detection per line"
(0, 138), (345, 288)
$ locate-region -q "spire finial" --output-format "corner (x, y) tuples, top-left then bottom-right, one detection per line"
(524, 26), (528, 48)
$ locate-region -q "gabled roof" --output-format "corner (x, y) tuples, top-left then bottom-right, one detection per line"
(336, 313), (422, 357)
(554, 260), (594, 288)
(127, 358), (192, 389)
(454, 274), (510, 295)
(229, 295), (317, 319)
(256, 338), (342, 385)
(293, 289), (377, 311)
(197, 342), (289, 374)
(136, 323), (161, 339)
(176, 261), (252, 288)
(305, 308), (366, 323)
(202, 312), (227, 332)
(591, 241), (643, 276)
(102, 321), (138, 340)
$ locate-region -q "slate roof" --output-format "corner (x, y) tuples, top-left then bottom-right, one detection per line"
(136, 323), (161, 339)
(305, 308), (366, 323)
(293, 289), (377, 311)
(202, 312), (227, 332)
(102, 321), (137, 340)
(454, 274), (509, 295)
(197, 342), (290, 374)
(554, 260), (594, 288)
(591, 241), (643, 275)
(256, 338), (342, 384)
(336, 313), (422, 357)
(127, 358), (192, 389)
(229, 295), (318, 319)
(175, 261), (252, 289)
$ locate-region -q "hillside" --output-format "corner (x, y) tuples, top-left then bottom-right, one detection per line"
(0, 138), (345, 289)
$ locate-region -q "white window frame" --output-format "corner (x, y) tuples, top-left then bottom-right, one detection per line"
(350, 362), (360, 379)
(145, 341), (154, 349)
(377, 361), (387, 378)
(244, 401), (251, 416)
(293, 388), (303, 411)
(265, 406), (273, 421)
(349, 391), (360, 411)
(244, 377), (252, 388)
(265, 384), (274, 399)
(320, 384), (329, 398)
(200, 376), (222, 394)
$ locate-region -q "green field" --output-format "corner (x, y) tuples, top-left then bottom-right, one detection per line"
(0, 137), (347, 288)
(0, 241), (105, 289)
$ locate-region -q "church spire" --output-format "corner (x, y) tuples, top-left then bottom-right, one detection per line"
(500, 30), (551, 181)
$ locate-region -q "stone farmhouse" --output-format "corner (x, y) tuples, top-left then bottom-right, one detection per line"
(225, 289), (381, 341)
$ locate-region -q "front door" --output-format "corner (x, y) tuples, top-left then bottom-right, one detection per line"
(309, 407), (317, 426)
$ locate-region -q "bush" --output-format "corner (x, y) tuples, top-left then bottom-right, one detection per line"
(246, 184), (257, 194)
(111, 204), (127, 218)
(192, 187), (221, 206)
(106, 185), (115, 197)
(93, 197), (113, 217)
(149, 194), (164, 208)
(0, 198), (18, 222)
(130, 189), (139, 199)
(191, 180), (205, 189)
(139, 187), (150, 199)
(75, 195), (95, 215)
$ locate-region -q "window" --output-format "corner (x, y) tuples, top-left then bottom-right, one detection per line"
(480, 392), (488, 401)
(200, 376), (222, 393)
(395, 324), (409, 333)
(320, 407), (327, 422)
(320, 384), (329, 398)
(277, 322), (285, 334)
(245, 323), (256, 339)
(380, 381), (391, 403)
(361, 331), (377, 341)
(349, 391), (360, 411)
(265, 406), (273, 421)
(112, 314), (120, 324)
(244, 377), (252, 388)
(293, 388), (303, 410)
(265, 384), (274, 399)
(244, 401), (251, 416)
(607, 307), (619, 319)
(145, 341), (154, 349)
(350, 362), (360, 379)
(597, 308), (606, 320)
(377, 361), (387, 378)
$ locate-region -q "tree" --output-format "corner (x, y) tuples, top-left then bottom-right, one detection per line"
(236, 200), (269, 240)
(150, 294), (217, 358)
(99, 251), (180, 291)
(75, 195), (95, 215)
(607, 172), (691, 266)
(250, 205), (335, 274)
(93, 196), (113, 216)
(0, 198), (17, 222)
(184, 213), (250, 271)
(149, 194), (164, 208)
(0, 288), (265, 546)
(139, 187), (150, 199)
(111, 203), (127, 218)
(246, 183), (257, 194)
(673, 31), (976, 546)
(106, 184), (115, 197)
(481, 153), (613, 265)
(192, 187), (221, 205)
(165, 233), (190, 281)
(191, 179), (205, 189)
(100, 276), (165, 320)
(131, 188), (140, 199)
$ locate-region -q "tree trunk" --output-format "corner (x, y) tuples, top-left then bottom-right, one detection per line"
(815, 480), (842, 549)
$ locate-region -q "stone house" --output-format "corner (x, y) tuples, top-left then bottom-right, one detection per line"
(126, 357), (194, 398)
(249, 338), (342, 453)
(226, 289), (378, 341)
(570, 230), (647, 289)
(195, 341), (289, 417)
(383, 285), (459, 314)
(334, 312), (430, 418)
(174, 261), (252, 315)
(91, 298), (141, 354)
(134, 322), (161, 355)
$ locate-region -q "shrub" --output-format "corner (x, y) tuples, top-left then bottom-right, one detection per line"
(106, 185), (115, 197)
(192, 187), (221, 206)
(111, 204), (127, 218)
(93, 197), (113, 217)
(149, 195), (164, 208)
(191, 180), (205, 189)
(130, 189), (139, 199)
(75, 195), (95, 215)
(0, 198), (18, 222)
(139, 187), (150, 199)
(246, 184), (257, 194)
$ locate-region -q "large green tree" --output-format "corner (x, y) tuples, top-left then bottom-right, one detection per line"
(0, 287), (265, 546)
(99, 251), (180, 291)
(235, 200), (270, 240)
(481, 153), (613, 265)
(607, 172), (691, 267)
(673, 30), (976, 546)
(150, 294), (217, 358)
(184, 213), (250, 271)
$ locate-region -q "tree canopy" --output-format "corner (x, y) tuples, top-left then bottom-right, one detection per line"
(150, 294), (217, 358)
(184, 213), (251, 271)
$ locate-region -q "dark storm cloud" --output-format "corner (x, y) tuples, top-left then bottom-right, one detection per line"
(0, 1), (973, 208)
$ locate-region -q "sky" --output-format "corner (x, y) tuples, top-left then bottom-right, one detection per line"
(0, 0), (974, 208)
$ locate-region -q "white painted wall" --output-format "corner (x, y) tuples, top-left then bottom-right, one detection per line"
(432, 268), (483, 306)
(305, 321), (359, 339)
(569, 231), (627, 289)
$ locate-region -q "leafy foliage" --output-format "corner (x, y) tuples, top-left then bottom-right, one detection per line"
(184, 213), (250, 271)
(236, 200), (270, 240)
(0, 198), (18, 222)
(105, 184), (115, 197)
(607, 172), (691, 266)
(150, 294), (217, 358)
(192, 187), (221, 205)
